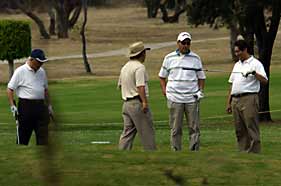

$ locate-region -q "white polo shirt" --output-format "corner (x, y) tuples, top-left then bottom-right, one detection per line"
(8, 63), (48, 100)
(159, 50), (206, 103)
(118, 60), (149, 101)
(228, 56), (268, 95)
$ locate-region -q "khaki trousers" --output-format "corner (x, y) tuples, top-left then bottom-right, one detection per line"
(231, 94), (261, 153)
(168, 100), (200, 151)
(119, 99), (156, 151)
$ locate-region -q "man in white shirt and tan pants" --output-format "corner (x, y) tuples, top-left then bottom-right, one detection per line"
(226, 39), (268, 153)
(118, 41), (156, 151)
(7, 49), (53, 145)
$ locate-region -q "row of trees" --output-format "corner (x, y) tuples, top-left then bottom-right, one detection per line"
(1, 0), (144, 39)
(0, 0), (92, 77)
(0, 0), (113, 39)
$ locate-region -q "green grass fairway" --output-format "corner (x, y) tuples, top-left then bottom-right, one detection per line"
(1, 73), (281, 186)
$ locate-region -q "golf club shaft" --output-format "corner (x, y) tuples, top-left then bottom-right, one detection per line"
(181, 67), (241, 74)
(13, 100), (20, 144)
(203, 69), (242, 74)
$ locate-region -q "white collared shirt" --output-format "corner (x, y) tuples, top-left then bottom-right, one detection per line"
(228, 56), (268, 95)
(8, 63), (48, 100)
(159, 50), (206, 103)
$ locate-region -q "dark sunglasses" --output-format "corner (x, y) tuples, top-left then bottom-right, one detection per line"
(181, 40), (191, 45)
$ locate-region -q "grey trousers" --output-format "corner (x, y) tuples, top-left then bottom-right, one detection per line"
(119, 99), (156, 151)
(167, 100), (200, 151)
(231, 94), (261, 153)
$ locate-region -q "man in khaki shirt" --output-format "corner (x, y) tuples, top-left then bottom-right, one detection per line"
(118, 41), (156, 151)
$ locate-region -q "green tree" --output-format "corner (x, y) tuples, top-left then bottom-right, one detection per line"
(188, 0), (281, 121)
(0, 20), (31, 79)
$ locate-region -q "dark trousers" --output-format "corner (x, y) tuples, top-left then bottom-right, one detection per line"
(17, 98), (50, 145)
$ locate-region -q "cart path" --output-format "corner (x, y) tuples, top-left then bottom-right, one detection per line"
(0, 36), (229, 64)
(48, 36), (229, 61)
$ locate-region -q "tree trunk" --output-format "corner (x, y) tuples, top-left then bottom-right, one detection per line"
(168, 0), (187, 23)
(253, 0), (280, 121)
(52, 0), (69, 38)
(160, 0), (187, 23)
(13, 0), (50, 39)
(48, 1), (56, 35)
(145, 0), (162, 18)
(25, 11), (51, 39)
(160, 0), (169, 22)
(8, 59), (14, 80)
(80, 0), (92, 73)
(145, 0), (153, 18)
(68, 5), (82, 29)
(229, 21), (239, 61)
(257, 34), (272, 121)
(152, 0), (161, 18)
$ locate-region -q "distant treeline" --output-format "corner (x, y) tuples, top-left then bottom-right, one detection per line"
(0, 0), (144, 12)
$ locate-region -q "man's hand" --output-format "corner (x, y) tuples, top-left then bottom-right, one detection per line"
(226, 104), (232, 114)
(142, 102), (149, 113)
(242, 69), (256, 77)
(48, 105), (54, 116)
(10, 105), (18, 117)
(161, 89), (166, 96)
(194, 90), (204, 101)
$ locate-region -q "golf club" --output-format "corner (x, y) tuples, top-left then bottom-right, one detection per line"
(13, 100), (19, 144)
(182, 67), (243, 74)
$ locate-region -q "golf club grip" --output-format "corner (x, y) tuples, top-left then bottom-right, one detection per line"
(13, 100), (19, 120)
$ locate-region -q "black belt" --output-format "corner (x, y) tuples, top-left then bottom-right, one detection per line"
(125, 95), (141, 102)
(231, 92), (257, 98)
(19, 98), (45, 104)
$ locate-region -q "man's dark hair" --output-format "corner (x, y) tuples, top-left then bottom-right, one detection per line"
(129, 50), (145, 60)
(234, 39), (249, 52)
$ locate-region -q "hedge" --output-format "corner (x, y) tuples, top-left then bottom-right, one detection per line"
(0, 20), (31, 61)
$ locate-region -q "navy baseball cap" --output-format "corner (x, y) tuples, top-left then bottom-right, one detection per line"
(30, 49), (48, 63)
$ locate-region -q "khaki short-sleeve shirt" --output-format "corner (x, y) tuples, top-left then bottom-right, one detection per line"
(118, 60), (149, 100)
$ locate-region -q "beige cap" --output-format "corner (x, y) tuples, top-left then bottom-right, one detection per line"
(127, 41), (150, 57)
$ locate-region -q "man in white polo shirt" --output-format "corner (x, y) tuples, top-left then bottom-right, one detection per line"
(7, 49), (53, 145)
(226, 39), (268, 153)
(118, 41), (156, 151)
(159, 32), (206, 151)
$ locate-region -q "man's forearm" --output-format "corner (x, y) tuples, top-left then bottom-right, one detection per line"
(255, 73), (268, 85)
(198, 79), (205, 91)
(7, 88), (15, 106)
(159, 77), (167, 95)
(227, 85), (232, 105)
(137, 86), (147, 104)
(44, 89), (51, 106)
